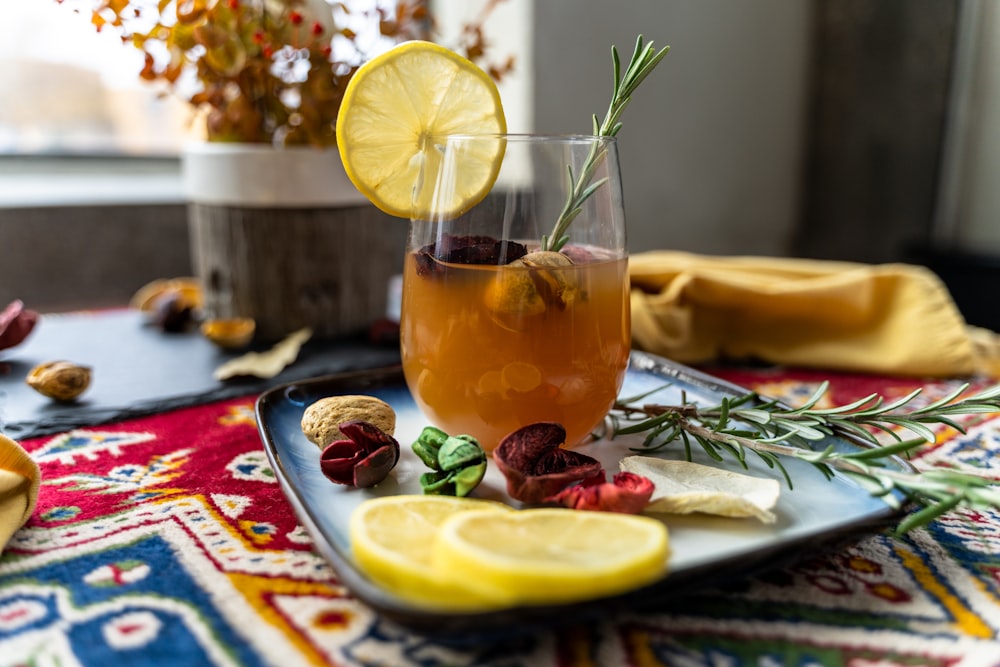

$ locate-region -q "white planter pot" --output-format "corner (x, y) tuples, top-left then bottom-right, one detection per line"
(182, 142), (369, 208)
(182, 143), (406, 342)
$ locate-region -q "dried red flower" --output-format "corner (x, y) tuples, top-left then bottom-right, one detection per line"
(414, 234), (528, 277)
(493, 422), (603, 504)
(319, 420), (400, 488)
(0, 300), (39, 351)
(289, 10), (303, 25)
(548, 471), (655, 514)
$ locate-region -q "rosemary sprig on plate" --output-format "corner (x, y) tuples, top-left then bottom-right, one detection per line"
(609, 381), (1000, 535)
(541, 35), (669, 252)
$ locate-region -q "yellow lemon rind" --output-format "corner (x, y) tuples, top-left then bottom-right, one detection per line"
(348, 495), (513, 611)
(336, 40), (507, 220)
(432, 508), (670, 606)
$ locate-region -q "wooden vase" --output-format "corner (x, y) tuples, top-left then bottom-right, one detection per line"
(182, 143), (406, 342)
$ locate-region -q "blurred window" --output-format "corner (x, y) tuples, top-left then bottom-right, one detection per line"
(0, 2), (194, 156)
(0, 1), (512, 159)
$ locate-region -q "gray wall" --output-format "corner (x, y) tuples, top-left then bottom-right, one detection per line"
(0, 204), (190, 312)
(532, 0), (812, 256)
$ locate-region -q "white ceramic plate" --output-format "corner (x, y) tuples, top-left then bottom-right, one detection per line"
(256, 351), (910, 635)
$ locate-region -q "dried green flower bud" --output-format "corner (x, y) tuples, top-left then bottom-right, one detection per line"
(412, 426), (487, 497)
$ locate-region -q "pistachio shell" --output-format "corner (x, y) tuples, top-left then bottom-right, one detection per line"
(26, 361), (92, 402)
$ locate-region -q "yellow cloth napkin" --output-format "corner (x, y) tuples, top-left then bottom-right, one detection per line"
(629, 251), (1000, 378)
(0, 433), (39, 552)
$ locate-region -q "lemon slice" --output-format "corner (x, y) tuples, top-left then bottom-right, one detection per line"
(336, 40), (507, 219)
(348, 495), (512, 610)
(433, 508), (670, 605)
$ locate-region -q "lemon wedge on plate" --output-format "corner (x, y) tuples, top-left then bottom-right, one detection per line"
(433, 508), (670, 606)
(335, 40), (507, 219)
(348, 495), (512, 610)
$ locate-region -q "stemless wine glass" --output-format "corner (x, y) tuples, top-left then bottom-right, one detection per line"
(400, 134), (631, 450)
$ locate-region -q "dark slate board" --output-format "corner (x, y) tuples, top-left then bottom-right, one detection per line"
(0, 310), (401, 440)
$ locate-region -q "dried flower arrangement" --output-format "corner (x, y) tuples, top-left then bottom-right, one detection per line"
(57, 0), (513, 146)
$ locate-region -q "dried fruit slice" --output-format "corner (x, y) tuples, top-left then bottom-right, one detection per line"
(336, 40), (507, 219)
(620, 456), (781, 523)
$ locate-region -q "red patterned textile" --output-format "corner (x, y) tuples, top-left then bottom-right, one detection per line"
(2, 368), (1000, 666)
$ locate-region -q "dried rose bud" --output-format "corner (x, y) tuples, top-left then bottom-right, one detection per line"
(319, 420), (400, 488)
(493, 422), (603, 504)
(548, 471), (655, 514)
(0, 300), (39, 351)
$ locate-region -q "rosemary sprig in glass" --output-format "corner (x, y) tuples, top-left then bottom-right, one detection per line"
(541, 35), (670, 252)
(608, 381), (1000, 535)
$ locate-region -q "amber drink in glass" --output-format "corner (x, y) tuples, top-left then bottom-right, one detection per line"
(400, 135), (630, 450)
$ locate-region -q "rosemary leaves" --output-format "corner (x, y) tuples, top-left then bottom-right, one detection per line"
(541, 35), (670, 252)
(609, 381), (1000, 535)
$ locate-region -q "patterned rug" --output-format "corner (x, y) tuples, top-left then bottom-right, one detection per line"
(2, 368), (999, 666)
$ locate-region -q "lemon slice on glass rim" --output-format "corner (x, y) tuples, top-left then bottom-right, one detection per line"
(336, 40), (508, 219)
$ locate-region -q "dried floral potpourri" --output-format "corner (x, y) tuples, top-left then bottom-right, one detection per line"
(152, 291), (197, 332)
(130, 278), (203, 332)
(548, 471), (655, 514)
(492, 422), (603, 504)
(414, 234), (528, 277)
(620, 456), (779, 523)
(487, 250), (578, 326)
(26, 361), (91, 402)
(320, 420), (400, 488)
(129, 277), (203, 313)
(0, 300), (39, 352)
(301, 395), (396, 448)
(412, 426), (487, 497)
